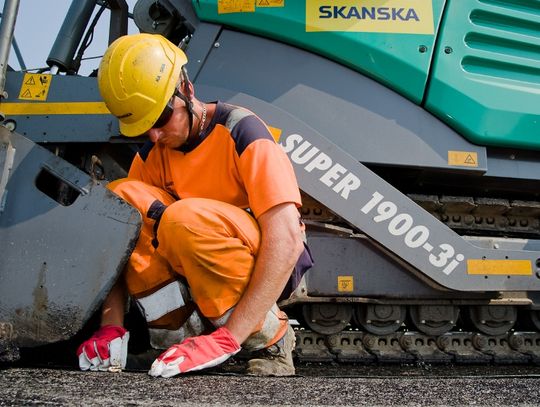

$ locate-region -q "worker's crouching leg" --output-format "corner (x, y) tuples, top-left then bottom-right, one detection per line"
(155, 198), (296, 376)
(155, 198), (261, 319)
(107, 179), (210, 349)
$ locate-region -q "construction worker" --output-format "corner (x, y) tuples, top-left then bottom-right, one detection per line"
(76, 33), (311, 377)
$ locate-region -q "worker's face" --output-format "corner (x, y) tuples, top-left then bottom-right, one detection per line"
(147, 91), (191, 148)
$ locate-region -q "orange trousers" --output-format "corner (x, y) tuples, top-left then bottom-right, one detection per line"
(108, 178), (287, 349)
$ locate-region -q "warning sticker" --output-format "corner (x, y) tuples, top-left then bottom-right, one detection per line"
(18, 73), (52, 101)
(218, 0), (255, 13)
(257, 0), (284, 7)
(448, 151), (479, 167)
(337, 276), (354, 292)
(268, 126), (282, 142)
(306, 0), (434, 34)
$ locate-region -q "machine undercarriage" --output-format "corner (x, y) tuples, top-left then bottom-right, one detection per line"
(283, 190), (540, 365)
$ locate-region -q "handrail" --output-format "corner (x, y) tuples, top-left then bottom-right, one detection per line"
(0, 0), (20, 98)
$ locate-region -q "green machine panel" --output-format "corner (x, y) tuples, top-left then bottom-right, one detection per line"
(425, 0), (540, 150)
(192, 0), (446, 103)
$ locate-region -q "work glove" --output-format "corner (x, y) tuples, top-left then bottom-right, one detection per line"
(77, 325), (129, 372)
(148, 327), (240, 378)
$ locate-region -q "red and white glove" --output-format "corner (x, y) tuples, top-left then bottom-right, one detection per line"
(77, 325), (129, 372)
(148, 327), (240, 378)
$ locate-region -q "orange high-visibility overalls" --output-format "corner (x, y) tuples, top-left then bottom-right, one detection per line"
(110, 102), (303, 350)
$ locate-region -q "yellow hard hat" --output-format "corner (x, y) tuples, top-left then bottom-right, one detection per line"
(98, 33), (187, 137)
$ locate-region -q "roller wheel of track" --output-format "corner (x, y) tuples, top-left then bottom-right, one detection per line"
(520, 309), (540, 331)
(352, 304), (406, 335)
(301, 303), (352, 335)
(408, 305), (459, 336)
(466, 305), (517, 336)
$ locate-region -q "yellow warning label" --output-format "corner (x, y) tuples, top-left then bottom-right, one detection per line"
(257, 0), (284, 7)
(218, 0), (255, 13)
(337, 276), (354, 292)
(467, 259), (532, 276)
(18, 73), (52, 101)
(306, 0), (434, 34)
(268, 126), (282, 142)
(448, 151), (479, 167)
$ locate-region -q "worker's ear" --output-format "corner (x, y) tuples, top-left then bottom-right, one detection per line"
(181, 80), (195, 100)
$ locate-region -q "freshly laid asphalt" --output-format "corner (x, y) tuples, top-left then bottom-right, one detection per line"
(2, 363), (540, 406)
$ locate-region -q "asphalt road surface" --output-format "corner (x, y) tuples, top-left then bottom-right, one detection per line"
(2, 363), (540, 406)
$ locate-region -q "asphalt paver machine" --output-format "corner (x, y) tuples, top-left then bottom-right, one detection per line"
(1, 0), (540, 363)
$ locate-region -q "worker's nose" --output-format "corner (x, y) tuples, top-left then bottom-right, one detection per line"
(148, 128), (161, 143)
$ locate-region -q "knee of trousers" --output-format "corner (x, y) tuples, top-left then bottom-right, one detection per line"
(157, 200), (208, 261)
(107, 178), (177, 214)
(156, 197), (260, 262)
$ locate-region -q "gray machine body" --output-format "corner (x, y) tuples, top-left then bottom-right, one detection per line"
(188, 24), (540, 293)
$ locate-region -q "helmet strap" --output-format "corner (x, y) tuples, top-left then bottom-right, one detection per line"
(174, 88), (198, 141)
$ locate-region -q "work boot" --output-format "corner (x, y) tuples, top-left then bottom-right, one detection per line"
(246, 324), (296, 376)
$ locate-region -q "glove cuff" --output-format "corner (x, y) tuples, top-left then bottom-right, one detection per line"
(99, 325), (127, 335)
(214, 327), (241, 351)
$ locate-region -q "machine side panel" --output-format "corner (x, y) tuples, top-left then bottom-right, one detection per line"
(194, 27), (487, 174)
(0, 129), (140, 346)
(425, 0), (540, 150)
(195, 84), (540, 292)
(304, 233), (493, 300)
(192, 0), (446, 103)
(190, 28), (540, 291)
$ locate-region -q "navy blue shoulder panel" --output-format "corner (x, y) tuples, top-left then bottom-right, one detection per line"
(230, 114), (274, 156)
(178, 101), (274, 155)
(138, 141), (155, 161)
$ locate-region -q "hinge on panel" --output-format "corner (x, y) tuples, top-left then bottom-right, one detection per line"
(0, 138), (16, 214)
